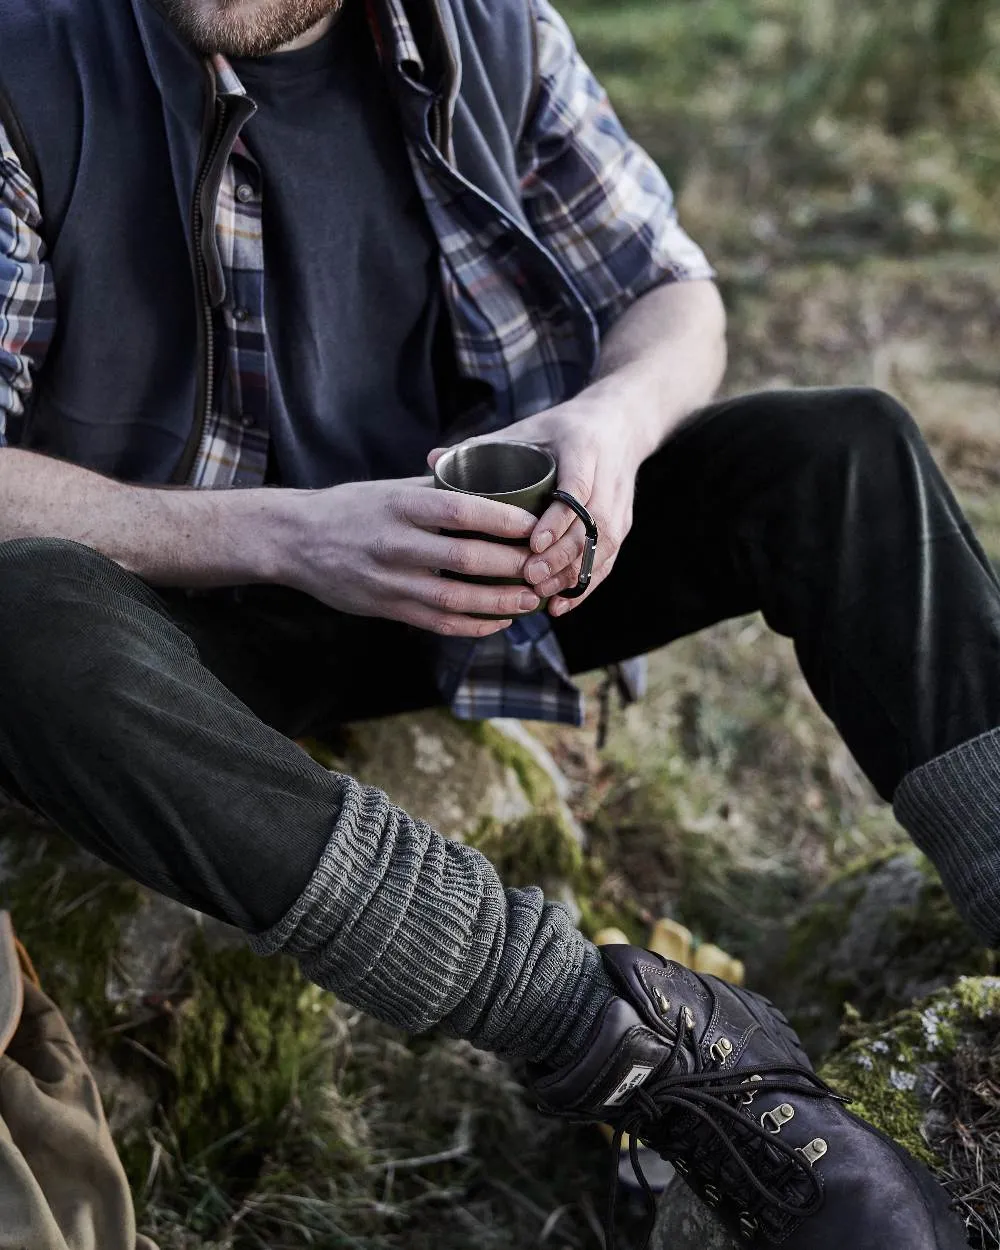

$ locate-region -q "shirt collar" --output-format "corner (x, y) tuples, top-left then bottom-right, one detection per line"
(210, 53), (249, 98)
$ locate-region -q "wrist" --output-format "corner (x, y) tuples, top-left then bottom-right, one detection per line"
(577, 372), (661, 467)
(225, 485), (315, 586)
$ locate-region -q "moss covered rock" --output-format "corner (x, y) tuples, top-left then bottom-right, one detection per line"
(304, 710), (564, 840)
(1, 711), (626, 1247)
(750, 848), (995, 1057)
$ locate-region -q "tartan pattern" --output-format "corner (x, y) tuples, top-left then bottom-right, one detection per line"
(437, 614), (586, 726)
(0, 0), (713, 724)
(0, 125), (54, 438)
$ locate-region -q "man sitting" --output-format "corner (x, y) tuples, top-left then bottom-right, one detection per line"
(0, 0), (991, 1243)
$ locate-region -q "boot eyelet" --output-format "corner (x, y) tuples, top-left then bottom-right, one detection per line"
(760, 1102), (795, 1133)
(740, 1074), (763, 1105)
(739, 1212), (759, 1239)
(710, 1036), (734, 1063)
(703, 1183), (721, 1207)
(796, 1137), (828, 1166)
(653, 988), (671, 1016)
(682, 1006), (695, 1030)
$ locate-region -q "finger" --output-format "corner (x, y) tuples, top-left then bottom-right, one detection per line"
(400, 601), (515, 637)
(391, 570), (542, 620)
(426, 447), (446, 470)
(530, 457), (595, 555)
(400, 487), (537, 543)
(391, 531), (532, 581)
(549, 545), (620, 616)
(534, 558), (585, 601)
(525, 521), (587, 587)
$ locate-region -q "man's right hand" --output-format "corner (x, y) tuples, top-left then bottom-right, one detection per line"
(282, 477), (542, 637)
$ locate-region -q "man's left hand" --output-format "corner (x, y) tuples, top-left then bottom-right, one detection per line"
(428, 393), (645, 616)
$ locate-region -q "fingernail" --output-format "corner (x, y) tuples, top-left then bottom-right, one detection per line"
(519, 591), (541, 611)
(527, 560), (549, 583)
(535, 531), (553, 552)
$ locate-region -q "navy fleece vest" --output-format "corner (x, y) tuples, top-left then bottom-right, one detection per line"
(0, 0), (551, 484)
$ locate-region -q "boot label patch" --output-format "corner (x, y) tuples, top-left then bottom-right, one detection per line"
(605, 1064), (654, 1106)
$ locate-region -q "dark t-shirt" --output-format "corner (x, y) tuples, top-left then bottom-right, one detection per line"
(232, 2), (453, 488)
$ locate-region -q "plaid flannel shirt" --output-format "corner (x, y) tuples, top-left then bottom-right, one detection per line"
(0, 0), (713, 726)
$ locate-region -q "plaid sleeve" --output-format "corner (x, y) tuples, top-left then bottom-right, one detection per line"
(0, 119), (55, 445)
(517, 0), (715, 336)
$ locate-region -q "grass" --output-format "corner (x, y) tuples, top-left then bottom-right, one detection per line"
(560, 0), (1000, 258)
(10, 3), (1000, 1247)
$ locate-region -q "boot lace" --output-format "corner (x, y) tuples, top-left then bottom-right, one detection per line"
(604, 1004), (848, 1249)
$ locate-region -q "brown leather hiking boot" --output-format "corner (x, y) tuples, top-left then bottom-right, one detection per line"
(528, 945), (969, 1249)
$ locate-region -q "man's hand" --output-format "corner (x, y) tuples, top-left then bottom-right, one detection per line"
(427, 282), (727, 618)
(428, 393), (644, 616)
(283, 476), (543, 636)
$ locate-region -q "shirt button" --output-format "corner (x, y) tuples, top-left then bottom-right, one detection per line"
(236, 183), (255, 203)
(232, 306), (249, 322)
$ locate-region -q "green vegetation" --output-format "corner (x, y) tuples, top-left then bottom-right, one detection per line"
(2, 812), (142, 1040)
(561, 0), (1000, 257)
(8, 3), (999, 1247)
(820, 976), (1000, 1170)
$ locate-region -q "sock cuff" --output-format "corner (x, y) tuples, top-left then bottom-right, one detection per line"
(893, 726), (1000, 948)
(246, 770), (615, 1064)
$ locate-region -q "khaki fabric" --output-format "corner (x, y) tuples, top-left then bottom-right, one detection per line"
(0, 912), (157, 1250)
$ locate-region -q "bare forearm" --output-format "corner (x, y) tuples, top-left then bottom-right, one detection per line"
(588, 278), (727, 463)
(0, 447), (299, 587)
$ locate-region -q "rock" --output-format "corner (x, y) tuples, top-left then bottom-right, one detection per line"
(750, 848), (995, 1057)
(650, 1178), (744, 1250)
(0, 711), (596, 1193)
(650, 976), (1000, 1250)
(314, 709), (538, 839)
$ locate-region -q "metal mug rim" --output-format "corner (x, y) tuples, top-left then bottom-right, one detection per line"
(433, 440), (556, 498)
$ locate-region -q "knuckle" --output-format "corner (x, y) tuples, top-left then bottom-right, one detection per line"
(447, 540), (475, 573)
(493, 591), (518, 614)
(560, 471), (592, 502)
(369, 533), (397, 566)
(439, 496), (466, 529)
(563, 531), (586, 560)
(385, 488), (407, 521)
(433, 582), (463, 613)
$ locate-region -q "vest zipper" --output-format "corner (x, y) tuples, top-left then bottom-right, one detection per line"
(172, 100), (228, 486)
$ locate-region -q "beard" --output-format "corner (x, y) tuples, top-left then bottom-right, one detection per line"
(160, 0), (343, 57)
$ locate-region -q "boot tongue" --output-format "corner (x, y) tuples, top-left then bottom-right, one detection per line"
(600, 943), (693, 1032)
(529, 999), (674, 1116)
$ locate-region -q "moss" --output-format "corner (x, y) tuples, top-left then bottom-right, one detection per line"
(955, 975), (1000, 1017)
(1, 813), (141, 1038)
(464, 811), (645, 945)
(139, 934), (331, 1164)
(766, 848), (995, 1057)
(819, 976), (1000, 1167)
(889, 871), (996, 972)
(459, 721), (556, 810)
(466, 811), (582, 887)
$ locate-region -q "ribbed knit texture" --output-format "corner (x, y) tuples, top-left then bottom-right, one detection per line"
(893, 726), (1000, 949)
(248, 773), (615, 1066)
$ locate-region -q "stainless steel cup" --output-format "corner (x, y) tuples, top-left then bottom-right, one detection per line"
(433, 441), (556, 618)
(433, 440), (599, 620)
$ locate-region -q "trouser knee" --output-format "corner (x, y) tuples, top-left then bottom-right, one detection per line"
(0, 537), (187, 710)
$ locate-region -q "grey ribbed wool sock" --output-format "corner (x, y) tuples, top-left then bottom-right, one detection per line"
(893, 726), (1000, 949)
(247, 773), (615, 1067)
